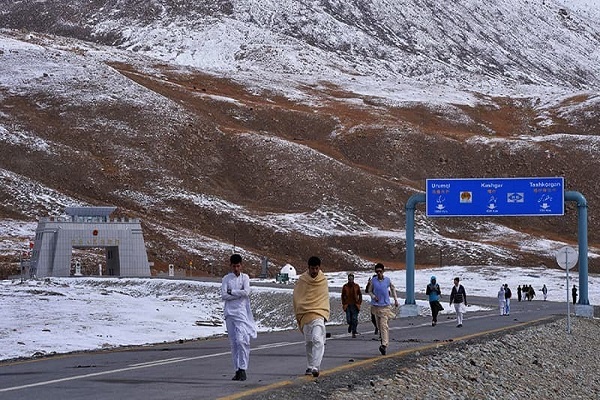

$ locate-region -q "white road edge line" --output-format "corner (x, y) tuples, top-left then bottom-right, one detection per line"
(1, 312), (500, 393)
(0, 341), (306, 393)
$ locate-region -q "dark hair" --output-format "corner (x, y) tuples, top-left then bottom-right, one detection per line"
(374, 263), (385, 271)
(308, 256), (321, 267)
(230, 254), (242, 264)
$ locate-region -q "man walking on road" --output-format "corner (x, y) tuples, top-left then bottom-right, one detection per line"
(342, 273), (362, 337)
(504, 284), (512, 315)
(541, 284), (548, 301)
(368, 263), (399, 355)
(449, 277), (467, 327)
(221, 254), (257, 381)
(365, 276), (379, 336)
(293, 256), (330, 378)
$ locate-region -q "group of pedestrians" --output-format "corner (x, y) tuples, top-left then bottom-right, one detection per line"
(518, 284), (536, 301)
(520, 283), (577, 304)
(220, 256), (404, 380)
(222, 255), (559, 381)
(425, 275), (468, 328)
(519, 283), (577, 304)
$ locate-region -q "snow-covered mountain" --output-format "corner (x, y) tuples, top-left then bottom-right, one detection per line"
(4, 0), (600, 91)
(0, 0), (599, 278)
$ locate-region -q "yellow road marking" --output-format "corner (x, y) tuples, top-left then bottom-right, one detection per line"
(216, 316), (556, 400)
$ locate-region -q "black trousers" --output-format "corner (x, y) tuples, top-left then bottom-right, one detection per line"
(429, 301), (442, 322)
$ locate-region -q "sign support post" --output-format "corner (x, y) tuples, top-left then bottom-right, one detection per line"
(555, 246), (578, 334)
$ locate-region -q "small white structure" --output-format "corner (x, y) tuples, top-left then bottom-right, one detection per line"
(280, 264), (297, 279)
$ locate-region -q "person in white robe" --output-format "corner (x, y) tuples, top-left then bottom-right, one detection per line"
(497, 285), (506, 315)
(221, 254), (257, 381)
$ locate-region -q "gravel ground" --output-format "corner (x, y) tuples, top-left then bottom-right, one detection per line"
(247, 316), (600, 400)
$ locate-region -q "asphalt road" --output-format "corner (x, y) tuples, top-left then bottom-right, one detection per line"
(0, 296), (567, 400)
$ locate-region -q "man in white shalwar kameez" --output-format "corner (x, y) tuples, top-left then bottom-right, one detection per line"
(221, 254), (257, 381)
(497, 285), (506, 315)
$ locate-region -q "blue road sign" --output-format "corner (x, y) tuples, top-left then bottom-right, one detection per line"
(426, 177), (564, 217)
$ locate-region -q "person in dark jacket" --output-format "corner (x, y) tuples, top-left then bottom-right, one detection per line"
(572, 285), (578, 304)
(449, 277), (467, 327)
(504, 284), (512, 315)
(528, 285), (535, 301)
(541, 284), (548, 301)
(426, 276), (443, 326)
(341, 273), (362, 337)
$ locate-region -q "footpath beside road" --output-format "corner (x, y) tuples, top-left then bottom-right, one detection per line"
(0, 295), (567, 400)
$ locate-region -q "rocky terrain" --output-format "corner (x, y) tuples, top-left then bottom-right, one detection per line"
(0, 1), (599, 279)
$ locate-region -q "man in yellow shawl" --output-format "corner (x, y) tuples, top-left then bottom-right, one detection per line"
(293, 256), (330, 378)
